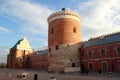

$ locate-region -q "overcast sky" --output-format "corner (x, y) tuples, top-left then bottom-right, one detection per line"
(0, 0), (120, 63)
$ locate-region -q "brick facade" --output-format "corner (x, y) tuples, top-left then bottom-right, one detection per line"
(7, 36), (33, 68)
(80, 42), (120, 72)
(30, 50), (48, 71)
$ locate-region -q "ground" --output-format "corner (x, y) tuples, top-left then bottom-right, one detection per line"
(0, 68), (120, 80)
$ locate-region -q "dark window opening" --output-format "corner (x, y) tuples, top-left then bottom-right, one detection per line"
(72, 63), (75, 67)
(73, 27), (77, 33)
(19, 58), (23, 63)
(88, 52), (92, 57)
(117, 47), (120, 56)
(51, 28), (54, 34)
(89, 63), (93, 70)
(101, 49), (106, 56)
(56, 45), (59, 50)
(81, 64), (85, 71)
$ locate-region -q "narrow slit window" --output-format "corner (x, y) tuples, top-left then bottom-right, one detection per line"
(56, 45), (59, 50)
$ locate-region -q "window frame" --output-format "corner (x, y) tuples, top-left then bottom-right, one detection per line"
(88, 51), (92, 58)
(101, 49), (106, 57)
(88, 62), (93, 70)
(101, 61), (107, 70)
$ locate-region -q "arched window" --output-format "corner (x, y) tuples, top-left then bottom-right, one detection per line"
(72, 63), (75, 67)
(73, 27), (77, 33)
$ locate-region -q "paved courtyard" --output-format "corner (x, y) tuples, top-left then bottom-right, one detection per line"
(0, 68), (120, 80)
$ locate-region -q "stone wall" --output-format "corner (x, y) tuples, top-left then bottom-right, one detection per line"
(48, 43), (81, 72)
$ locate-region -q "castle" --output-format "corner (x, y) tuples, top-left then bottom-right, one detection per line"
(7, 8), (120, 72)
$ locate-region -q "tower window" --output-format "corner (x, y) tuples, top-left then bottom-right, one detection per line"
(73, 27), (77, 33)
(56, 45), (59, 50)
(51, 28), (54, 34)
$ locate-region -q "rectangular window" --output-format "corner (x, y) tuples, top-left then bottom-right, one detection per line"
(102, 62), (107, 70)
(117, 47), (120, 56)
(88, 52), (92, 57)
(101, 49), (106, 57)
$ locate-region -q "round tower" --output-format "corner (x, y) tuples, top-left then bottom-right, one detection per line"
(48, 8), (81, 47)
(48, 8), (82, 72)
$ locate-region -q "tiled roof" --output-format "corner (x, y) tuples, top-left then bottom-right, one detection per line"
(83, 32), (120, 48)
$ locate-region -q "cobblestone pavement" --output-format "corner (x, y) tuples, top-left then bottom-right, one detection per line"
(0, 68), (120, 80)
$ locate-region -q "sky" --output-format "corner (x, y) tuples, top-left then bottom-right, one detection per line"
(0, 0), (120, 63)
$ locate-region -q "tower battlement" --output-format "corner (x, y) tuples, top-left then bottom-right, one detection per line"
(48, 8), (80, 23)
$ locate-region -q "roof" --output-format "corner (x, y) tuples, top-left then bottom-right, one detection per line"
(31, 50), (48, 56)
(83, 32), (120, 48)
(12, 39), (23, 48)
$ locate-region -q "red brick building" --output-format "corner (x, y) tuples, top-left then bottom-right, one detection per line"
(30, 50), (48, 71)
(80, 33), (120, 72)
(7, 36), (33, 68)
(7, 9), (120, 73)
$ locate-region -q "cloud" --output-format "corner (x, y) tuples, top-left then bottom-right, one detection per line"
(0, 27), (10, 33)
(0, 47), (9, 63)
(0, 0), (53, 49)
(0, 0), (53, 35)
(78, 0), (120, 40)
